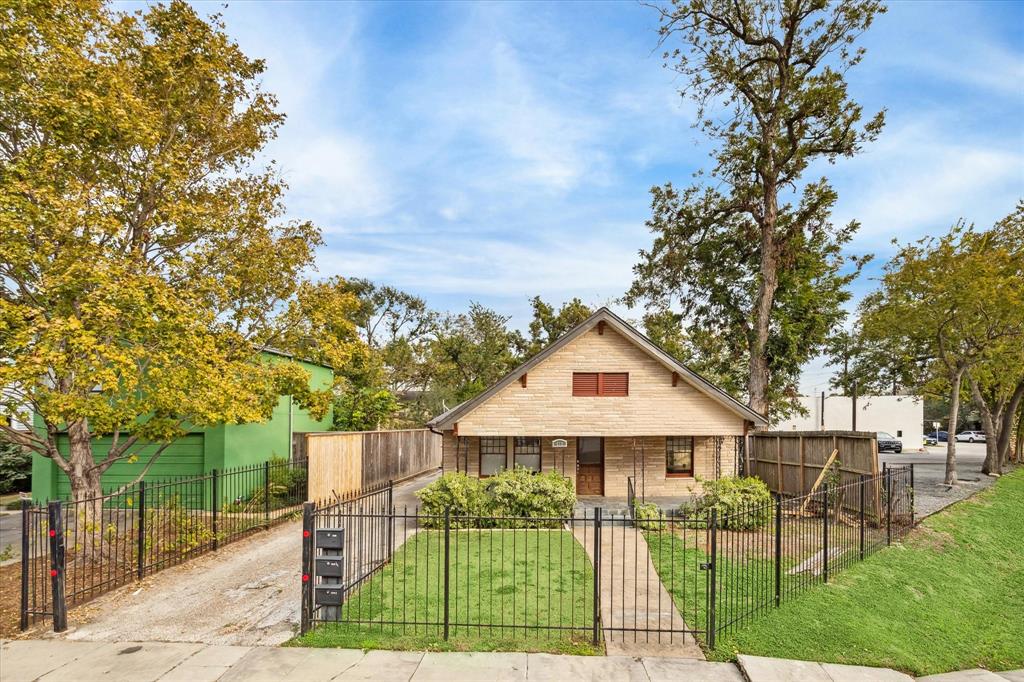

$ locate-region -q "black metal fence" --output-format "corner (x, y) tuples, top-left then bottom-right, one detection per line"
(20, 457), (308, 631)
(300, 465), (914, 651)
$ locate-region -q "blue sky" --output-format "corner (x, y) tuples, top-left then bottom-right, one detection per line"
(194, 0), (1023, 393)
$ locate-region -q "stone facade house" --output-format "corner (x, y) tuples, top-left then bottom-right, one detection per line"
(427, 308), (767, 499)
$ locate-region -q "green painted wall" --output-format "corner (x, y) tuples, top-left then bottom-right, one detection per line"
(221, 359), (334, 470)
(30, 354), (334, 501)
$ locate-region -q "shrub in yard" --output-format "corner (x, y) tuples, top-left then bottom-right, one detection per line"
(415, 471), (489, 526)
(486, 467), (576, 527)
(632, 501), (667, 531)
(416, 468), (577, 528)
(682, 476), (772, 530)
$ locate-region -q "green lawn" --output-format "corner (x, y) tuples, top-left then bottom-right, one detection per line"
(706, 468), (1024, 675)
(292, 529), (601, 655)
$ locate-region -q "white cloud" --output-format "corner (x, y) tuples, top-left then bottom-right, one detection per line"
(827, 119), (1024, 250)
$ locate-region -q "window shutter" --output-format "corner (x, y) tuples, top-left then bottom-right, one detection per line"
(601, 372), (629, 396)
(572, 372), (599, 396)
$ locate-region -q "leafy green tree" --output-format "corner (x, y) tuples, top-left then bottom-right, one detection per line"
(332, 387), (401, 432)
(626, 0), (884, 418)
(642, 309), (748, 396)
(524, 297), (592, 358)
(825, 327), (922, 396)
(0, 0), (362, 502)
(0, 440), (31, 494)
(962, 206), (1024, 475)
(859, 207), (1024, 484)
(423, 304), (525, 415)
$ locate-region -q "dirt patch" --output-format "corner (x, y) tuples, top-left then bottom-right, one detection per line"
(0, 561), (25, 638)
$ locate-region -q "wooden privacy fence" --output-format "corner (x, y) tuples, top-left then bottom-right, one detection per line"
(306, 429), (441, 500)
(748, 431), (883, 517)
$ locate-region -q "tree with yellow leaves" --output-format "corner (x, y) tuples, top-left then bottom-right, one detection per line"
(0, 0), (363, 503)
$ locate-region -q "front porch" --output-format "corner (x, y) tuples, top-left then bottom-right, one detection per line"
(441, 433), (745, 501)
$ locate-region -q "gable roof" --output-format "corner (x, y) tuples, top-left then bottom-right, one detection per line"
(427, 307), (767, 429)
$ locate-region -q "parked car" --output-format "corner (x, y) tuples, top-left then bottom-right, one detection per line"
(936, 430), (949, 442)
(955, 430), (986, 443)
(877, 431), (903, 453)
(923, 434), (938, 446)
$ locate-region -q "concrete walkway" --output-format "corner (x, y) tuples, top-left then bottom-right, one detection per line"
(5, 640), (1017, 682)
(573, 522), (703, 659)
(0, 639), (744, 682)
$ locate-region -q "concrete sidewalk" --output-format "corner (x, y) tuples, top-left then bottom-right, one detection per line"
(3, 640), (1018, 682)
(0, 640), (743, 682)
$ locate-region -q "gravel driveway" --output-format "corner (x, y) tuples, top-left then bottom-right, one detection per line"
(55, 470), (440, 647)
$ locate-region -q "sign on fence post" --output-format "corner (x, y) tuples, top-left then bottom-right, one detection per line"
(47, 501), (67, 632)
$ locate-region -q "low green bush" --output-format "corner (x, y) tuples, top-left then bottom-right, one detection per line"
(681, 476), (772, 530)
(632, 501), (667, 531)
(416, 468), (576, 528)
(415, 471), (490, 526)
(487, 468), (576, 527)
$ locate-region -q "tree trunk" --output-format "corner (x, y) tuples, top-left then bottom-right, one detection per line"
(945, 370), (963, 486)
(1016, 401), (1024, 463)
(996, 379), (1024, 467)
(971, 379), (1002, 476)
(66, 419), (104, 502)
(748, 197), (778, 418)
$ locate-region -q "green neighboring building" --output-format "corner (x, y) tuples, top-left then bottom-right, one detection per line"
(31, 352), (334, 502)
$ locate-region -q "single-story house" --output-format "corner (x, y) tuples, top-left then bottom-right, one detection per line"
(427, 308), (767, 498)
(31, 350), (334, 501)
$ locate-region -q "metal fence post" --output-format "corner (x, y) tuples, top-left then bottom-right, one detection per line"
(137, 481), (146, 580)
(264, 461), (271, 525)
(910, 463), (915, 519)
(822, 485), (829, 583)
(886, 468), (892, 546)
(19, 499), (29, 631)
(592, 507), (602, 646)
(300, 502), (314, 635)
(443, 508), (451, 640)
(47, 501), (67, 632)
(774, 494), (782, 607)
(386, 481), (394, 559)
(212, 469), (219, 550)
(708, 508), (717, 649)
(859, 474), (865, 561)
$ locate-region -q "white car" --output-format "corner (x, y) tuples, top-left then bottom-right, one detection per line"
(955, 431), (986, 443)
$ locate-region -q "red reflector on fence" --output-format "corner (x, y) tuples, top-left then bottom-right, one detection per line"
(49, 529), (56, 537)
(50, 569), (57, 577)
(303, 530), (310, 538)
(302, 574), (309, 582)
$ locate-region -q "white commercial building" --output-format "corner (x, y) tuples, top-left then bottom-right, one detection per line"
(773, 394), (925, 449)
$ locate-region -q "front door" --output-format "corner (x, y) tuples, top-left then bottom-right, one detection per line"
(576, 437), (604, 495)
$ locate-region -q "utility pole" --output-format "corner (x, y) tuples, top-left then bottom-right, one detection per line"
(852, 379), (858, 431)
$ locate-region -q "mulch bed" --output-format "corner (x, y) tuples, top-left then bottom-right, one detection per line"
(0, 561), (25, 638)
